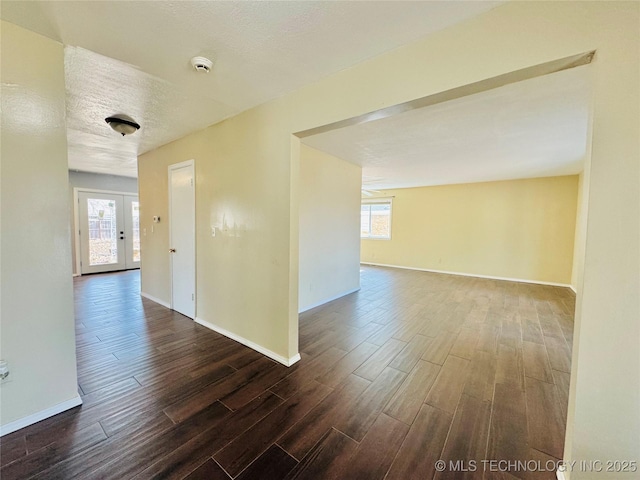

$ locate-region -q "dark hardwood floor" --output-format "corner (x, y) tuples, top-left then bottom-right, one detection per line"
(0, 266), (575, 479)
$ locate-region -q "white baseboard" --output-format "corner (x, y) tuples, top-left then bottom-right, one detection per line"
(195, 317), (300, 367)
(361, 262), (573, 289)
(72, 273), (80, 277)
(0, 395), (82, 437)
(140, 291), (171, 309)
(299, 287), (361, 313)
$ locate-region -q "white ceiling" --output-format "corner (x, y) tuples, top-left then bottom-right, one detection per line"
(1, 1), (502, 178)
(303, 65), (591, 190)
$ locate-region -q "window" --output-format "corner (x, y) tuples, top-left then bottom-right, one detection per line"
(361, 199), (392, 239)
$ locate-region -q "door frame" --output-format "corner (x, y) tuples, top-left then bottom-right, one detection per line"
(73, 187), (138, 276)
(123, 194), (141, 270)
(168, 159), (196, 317)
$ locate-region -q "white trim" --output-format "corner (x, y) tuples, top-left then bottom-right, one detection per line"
(0, 395), (82, 437)
(361, 262), (573, 289)
(568, 285), (577, 294)
(140, 291), (171, 309)
(123, 194), (141, 270)
(168, 160), (196, 319)
(361, 197), (394, 204)
(72, 273), (80, 277)
(556, 468), (567, 480)
(195, 317), (301, 367)
(299, 287), (361, 313)
(74, 187), (138, 196)
(73, 188), (81, 275)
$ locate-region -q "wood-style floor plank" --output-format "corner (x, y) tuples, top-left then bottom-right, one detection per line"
(520, 448), (560, 480)
(463, 350), (496, 403)
(524, 377), (566, 459)
(425, 355), (470, 413)
(421, 332), (456, 365)
(521, 317), (545, 345)
(332, 367), (406, 441)
(386, 404), (453, 480)
(495, 344), (524, 391)
(552, 369), (571, 421)
(522, 341), (554, 383)
(235, 444), (297, 480)
(475, 325), (500, 355)
(384, 360), (440, 425)
(182, 459), (230, 480)
(436, 394), (491, 480)
(389, 334), (433, 373)
(543, 335), (572, 373)
(486, 383), (529, 464)
(449, 327), (478, 360)
(342, 413), (409, 480)
(315, 341), (378, 388)
(353, 338), (406, 381)
(0, 435), (27, 466)
(283, 428), (358, 480)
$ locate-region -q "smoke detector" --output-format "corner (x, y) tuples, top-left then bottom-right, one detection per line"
(190, 56), (213, 73)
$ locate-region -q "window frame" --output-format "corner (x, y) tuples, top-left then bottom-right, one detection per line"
(361, 198), (393, 240)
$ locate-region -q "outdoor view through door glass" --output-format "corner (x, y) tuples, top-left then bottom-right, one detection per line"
(87, 198), (118, 265)
(132, 201), (140, 262)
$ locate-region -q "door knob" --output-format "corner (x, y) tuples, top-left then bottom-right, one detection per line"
(169, 248), (176, 253)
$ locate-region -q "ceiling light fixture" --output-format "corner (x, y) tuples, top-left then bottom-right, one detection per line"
(105, 115), (140, 136)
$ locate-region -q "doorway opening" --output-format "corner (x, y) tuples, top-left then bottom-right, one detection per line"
(75, 189), (140, 274)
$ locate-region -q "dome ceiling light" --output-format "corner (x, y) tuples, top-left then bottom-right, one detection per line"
(105, 115), (140, 136)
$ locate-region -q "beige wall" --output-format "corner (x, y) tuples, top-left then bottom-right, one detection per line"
(138, 149), (171, 304)
(361, 176), (579, 285)
(0, 22), (79, 431)
(139, 106), (299, 361)
(68, 171), (138, 275)
(138, 2), (638, 471)
(299, 145), (361, 312)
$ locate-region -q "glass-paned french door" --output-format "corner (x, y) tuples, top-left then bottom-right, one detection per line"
(78, 192), (140, 274)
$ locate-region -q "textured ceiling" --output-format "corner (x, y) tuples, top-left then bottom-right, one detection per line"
(63, 46), (236, 176)
(303, 65), (591, 190)
(1, 1), (502, 177)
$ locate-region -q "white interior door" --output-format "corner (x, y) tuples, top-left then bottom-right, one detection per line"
(78, 192), (126, 274)
(169, 161), (196, 319)
(124, 195), (141, 270)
